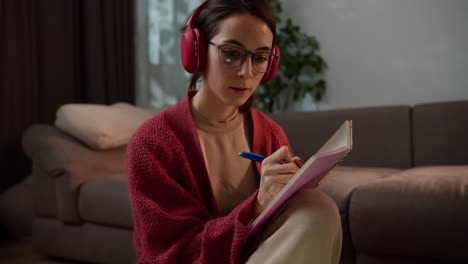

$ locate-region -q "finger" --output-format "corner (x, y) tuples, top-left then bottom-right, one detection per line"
(264, 146), (293, 164)
(263, 163), (299, 175)
(292, 156), (304, 168)
(264, 173), (295, 185)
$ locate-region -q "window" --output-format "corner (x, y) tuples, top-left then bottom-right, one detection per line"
(135, 0), (202, 109)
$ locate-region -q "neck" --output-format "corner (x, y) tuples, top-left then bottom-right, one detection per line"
(192, 87), (239, 123)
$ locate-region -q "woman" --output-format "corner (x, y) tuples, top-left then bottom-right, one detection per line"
(127, 1), (342, 263)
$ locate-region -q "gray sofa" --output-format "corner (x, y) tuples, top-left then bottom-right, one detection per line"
(22, 100), (468, 264)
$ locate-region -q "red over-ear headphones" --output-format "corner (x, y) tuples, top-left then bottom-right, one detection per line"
(180, 1), (280, 84)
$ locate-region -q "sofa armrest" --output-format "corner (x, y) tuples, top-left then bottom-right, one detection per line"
(22, 124), (126, 187)
(23, 124), (127, 223)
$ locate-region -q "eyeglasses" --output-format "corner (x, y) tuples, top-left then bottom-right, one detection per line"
(208, 41), (276, 73)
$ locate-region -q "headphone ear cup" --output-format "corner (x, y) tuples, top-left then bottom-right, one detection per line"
(193, 28), (206, 73)
(260, 44), (280, 84)
(181, 28), (196, 73)
(180, 28), (206, 73)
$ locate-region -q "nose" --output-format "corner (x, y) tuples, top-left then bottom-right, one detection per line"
(237, 55), (255, 79)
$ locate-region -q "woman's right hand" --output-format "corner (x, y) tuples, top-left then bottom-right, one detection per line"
(255, 146), (303, 216)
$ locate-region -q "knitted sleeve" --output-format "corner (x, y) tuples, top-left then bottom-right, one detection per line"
(273, 125), (292, 153)
(264, 114), (293, 155)
(127, 122), (258, 264)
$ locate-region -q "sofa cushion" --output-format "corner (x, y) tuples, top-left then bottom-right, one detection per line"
(55, 102), (156, 150)
(413, 100), (468, 166)
(271, 105), (412, 169)
(318, 166), (401, 213)
(349, 166), (468, 262)
(78, 177), (133, 229)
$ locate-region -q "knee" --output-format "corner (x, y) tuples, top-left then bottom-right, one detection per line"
(287, 189), (342, 236)
(290, 190), (342, 264)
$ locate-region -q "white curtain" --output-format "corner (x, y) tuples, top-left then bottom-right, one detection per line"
(135, 0), (202, 109)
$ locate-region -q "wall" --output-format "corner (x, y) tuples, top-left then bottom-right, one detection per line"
(283, 0), (468, 110)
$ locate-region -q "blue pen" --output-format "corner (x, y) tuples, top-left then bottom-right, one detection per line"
(239, 151), (265, 163)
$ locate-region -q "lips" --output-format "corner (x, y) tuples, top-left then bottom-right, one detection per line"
(232, 86), (248, 91)
(230, 86), (250, 95)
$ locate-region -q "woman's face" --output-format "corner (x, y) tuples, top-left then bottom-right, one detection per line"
(201, 13), (274, 109)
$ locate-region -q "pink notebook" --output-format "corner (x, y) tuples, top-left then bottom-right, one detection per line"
(246, 120), (353, 238)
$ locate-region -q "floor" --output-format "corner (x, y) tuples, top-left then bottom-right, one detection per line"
(0, 237), (79, 264)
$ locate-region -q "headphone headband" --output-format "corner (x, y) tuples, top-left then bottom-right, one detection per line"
(187, 1), (208, 30)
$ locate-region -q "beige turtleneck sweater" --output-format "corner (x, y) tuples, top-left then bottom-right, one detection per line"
(191, 105), (258, 216)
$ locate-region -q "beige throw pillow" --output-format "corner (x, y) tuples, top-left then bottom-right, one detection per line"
(55, 102), (157, 150)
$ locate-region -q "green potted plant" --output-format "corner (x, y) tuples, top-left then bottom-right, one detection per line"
(256, 0), (327, 113)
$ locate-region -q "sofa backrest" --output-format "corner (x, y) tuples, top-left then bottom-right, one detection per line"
(270, 105), (413, 169)
(412, 100), (468, 166)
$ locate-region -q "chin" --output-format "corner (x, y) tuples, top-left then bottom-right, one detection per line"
(230, 97), (252, 108)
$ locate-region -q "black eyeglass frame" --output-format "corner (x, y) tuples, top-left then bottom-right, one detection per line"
(207, 41), (278, 73)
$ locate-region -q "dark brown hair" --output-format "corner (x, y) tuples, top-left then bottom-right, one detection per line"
(182, 0), (277, 111)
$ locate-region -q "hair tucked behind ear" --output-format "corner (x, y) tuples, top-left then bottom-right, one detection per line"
(188, 74), (200, 91)
(181, 0), (276, 111)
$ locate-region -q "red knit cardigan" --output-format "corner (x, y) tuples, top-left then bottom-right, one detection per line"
(127, 91), (291, 264)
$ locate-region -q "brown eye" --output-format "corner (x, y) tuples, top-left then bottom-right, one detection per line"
(253, 54), (269, 63)
(222, 48), (243, 59)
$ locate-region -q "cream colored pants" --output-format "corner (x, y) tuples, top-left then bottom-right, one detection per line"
(246, 189), (342, 264)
